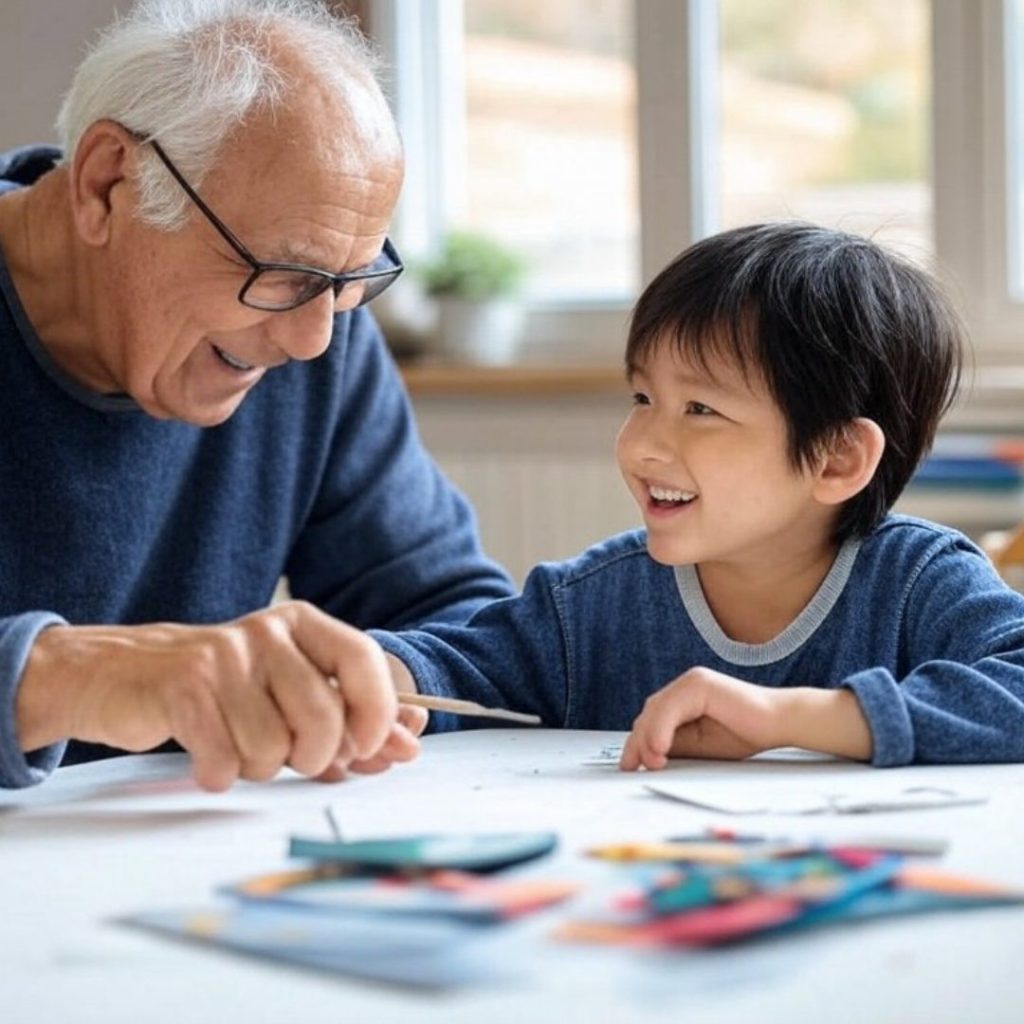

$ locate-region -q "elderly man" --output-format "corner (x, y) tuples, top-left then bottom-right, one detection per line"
(0, 0), (512, 790)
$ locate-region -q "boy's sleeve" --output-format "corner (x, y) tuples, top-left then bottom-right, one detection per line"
(0, 612), (68, 788)
(840, 538), (1024, 766)
(371, 561), (572, 732)
(286, 310), (514, 630)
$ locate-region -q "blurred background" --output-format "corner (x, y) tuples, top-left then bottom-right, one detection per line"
(401, 0), (930, 302)
(3, 0), (1024, 582)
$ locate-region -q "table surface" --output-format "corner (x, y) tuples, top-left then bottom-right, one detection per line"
(3, 729), (1024, 1024)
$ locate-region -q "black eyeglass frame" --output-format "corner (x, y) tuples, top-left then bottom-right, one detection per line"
(147, 140), (403, 312)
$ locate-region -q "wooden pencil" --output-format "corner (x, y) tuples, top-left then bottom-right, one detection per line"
(397, 692), (542, 725)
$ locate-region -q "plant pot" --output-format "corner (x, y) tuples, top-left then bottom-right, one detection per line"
(433, 297), (525, 366)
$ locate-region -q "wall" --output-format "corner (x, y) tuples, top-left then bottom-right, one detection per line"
(0, 1), (120, 147)
(411, 391), (641, 587)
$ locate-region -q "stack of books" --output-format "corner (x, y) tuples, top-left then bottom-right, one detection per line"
(913, 433), (1024, 490)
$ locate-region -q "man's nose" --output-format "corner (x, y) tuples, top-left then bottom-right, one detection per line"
(263, 289), (337, 361)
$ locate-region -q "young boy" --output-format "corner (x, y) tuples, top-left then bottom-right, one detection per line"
(374, 222), (1024, 770)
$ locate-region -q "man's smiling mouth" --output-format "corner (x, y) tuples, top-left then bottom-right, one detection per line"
(213, 345), (257, 372)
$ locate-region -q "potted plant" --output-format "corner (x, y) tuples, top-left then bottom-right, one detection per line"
(418, 230), (527, 365)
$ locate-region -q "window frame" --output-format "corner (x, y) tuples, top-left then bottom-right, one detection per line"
(369, 0), (1024, 369)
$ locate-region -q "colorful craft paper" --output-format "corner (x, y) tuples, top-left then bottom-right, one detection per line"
(225, 866), (578, 922)
(560, 839), (1023, 948)
(288, 830), (558, 872)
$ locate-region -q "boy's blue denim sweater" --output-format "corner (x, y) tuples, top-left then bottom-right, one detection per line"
(0, 145), (512, 789)
(375, 517), (1024, 766)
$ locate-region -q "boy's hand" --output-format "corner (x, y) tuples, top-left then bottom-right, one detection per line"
(620, 667), (785, 771)
(619, 667), (873, 771)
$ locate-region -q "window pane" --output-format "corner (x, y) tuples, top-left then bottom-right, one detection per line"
(717, 0), (932, 262)
(1009, 0), (1024, 299)
(463, 0), (638, 302)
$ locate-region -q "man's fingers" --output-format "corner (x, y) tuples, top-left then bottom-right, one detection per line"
(284, 604), (396, 761)
(315, 759), (349, 783)
(165, 685), (241, 792)
(215, 678), (293, 782)
(265, 647), (344, 778)
(397, 703), (429, 738)
(348, 722), (422, 775)
(132, 605), (401, 789)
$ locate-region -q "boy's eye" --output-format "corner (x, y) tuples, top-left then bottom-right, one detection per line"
(631, 391), (651, 406)
(686, 401), (716, 416)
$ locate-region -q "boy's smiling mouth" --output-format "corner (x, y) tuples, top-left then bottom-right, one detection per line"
(647, 483), (697, 509)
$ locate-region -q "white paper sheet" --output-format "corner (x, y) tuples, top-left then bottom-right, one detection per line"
(645, 779), (988, 815)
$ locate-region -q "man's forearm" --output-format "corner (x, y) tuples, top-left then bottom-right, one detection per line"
(15, 626), (83, 752)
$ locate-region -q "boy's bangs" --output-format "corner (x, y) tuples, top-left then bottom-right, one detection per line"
(629, 305), (761, 389)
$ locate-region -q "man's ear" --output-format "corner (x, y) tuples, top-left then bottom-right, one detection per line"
(812, 417), (886, 507)
(68, 120), (137, 248)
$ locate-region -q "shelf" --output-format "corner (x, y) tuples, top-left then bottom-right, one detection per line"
(399, 362), (623, 397)
(896, 487), (1024, 533)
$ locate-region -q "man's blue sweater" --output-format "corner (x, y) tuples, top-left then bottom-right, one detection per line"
(0, 146), (513, 788)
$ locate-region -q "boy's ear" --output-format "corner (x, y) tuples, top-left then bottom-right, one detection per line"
(812, 417), (886, 507)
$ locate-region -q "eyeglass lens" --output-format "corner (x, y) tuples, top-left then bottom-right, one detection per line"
(242, 258), (402, 312)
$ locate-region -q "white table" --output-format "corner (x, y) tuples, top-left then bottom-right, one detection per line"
(3, 730), (1024, 1024)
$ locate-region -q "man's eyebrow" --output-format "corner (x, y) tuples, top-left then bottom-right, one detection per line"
(263, 243), (335, 269)
(262, 243), (385, 275)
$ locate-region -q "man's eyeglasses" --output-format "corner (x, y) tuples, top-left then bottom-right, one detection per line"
(148, 140), (403, 313)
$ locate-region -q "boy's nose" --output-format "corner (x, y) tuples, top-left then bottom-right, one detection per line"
(634, 418), (679, 463)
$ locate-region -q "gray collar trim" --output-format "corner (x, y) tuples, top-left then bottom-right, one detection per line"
(673, 537), (862, 666)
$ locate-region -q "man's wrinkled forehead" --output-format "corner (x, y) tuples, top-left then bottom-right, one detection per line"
(211, 99), (401, 245)
(270, 31), (401, 161)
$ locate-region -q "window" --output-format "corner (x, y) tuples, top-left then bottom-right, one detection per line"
(371, 1), (1024, 369)
(718, 0), (931, 261)
(1008, 0), (1024, 299)
(461, 1), (638, 303)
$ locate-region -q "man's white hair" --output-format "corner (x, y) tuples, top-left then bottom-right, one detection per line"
(56, 0), (383, 230)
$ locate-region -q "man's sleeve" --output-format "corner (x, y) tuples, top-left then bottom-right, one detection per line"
(0, 612), (68, 788)
(840, 537), (1024, 766)
(285, 311), (514, 630)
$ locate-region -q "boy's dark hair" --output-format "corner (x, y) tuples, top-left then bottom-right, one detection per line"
(625, 222), (964, 540)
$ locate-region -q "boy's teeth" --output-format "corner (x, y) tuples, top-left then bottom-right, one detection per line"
(649, 485), (696, 502)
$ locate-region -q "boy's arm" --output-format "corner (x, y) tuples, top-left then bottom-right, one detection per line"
(620, 667), (871, 770)
(625, 537), (1024, 770)
(370, 561), (572, 732)
(838, 539), (1024, 766)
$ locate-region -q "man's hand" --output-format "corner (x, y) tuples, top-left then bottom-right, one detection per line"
(318, 650), (429, 778)
(619, 666), (873, 771)
(323, 703), (429, 779)
(16, 601), (410, 791)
